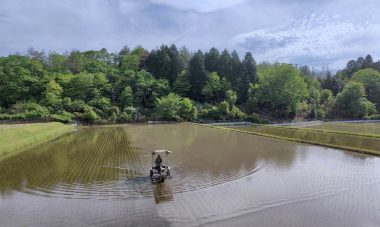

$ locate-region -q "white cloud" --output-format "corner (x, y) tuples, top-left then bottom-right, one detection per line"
(231, 14), (380, 68)
(147, 0), (247, 12)
(1, 0), (380, 69)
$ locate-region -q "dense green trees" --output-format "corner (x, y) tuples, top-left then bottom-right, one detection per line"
(0, 56), (47, 107)
(248, 64), (307, 118)
(120, 86), (133, 108)
(154, 93), (197, 121)
(64, 72), (109, 102)
(319, 89), (335, 118)
(173, 70), (191, 97)
(0, 45), (379, 123)
(133, 70), (169, 108)
(202, 72), (225, 104)
(154, 93), (182, 120)
(204, 48), (220, 72)
(335, 82), (376, 118)
(146, 45), (184, 85)
(44, 80), (63, 111)
(351, 69), (380, 111)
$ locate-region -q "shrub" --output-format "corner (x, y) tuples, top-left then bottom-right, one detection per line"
(9, 102), (50, 120)
(217, 101), (230, 117)
(110, 112), (117, 123)
(50, 111), (74, 123)
(62, 97), (72, 111)
(117, 106), (141, 122)
(154, 93), (182, 120)
(230, 106), (245, 119)
(83, 109), (99, 123)
(107, 106), (120, 117)
(317, 108), (326, 119)
(124, 106), (140, 121)
(244, 114), (269, 124)
(117, 112), (132, 122)
(89, 97), (111, 111)
(335, 82), (376, 118)
(70, 100), (88, 112)
(365, 114), (380, 120)
(0, 114), (12, 120)
(179, 98), (197, 121)
(199, 104), (221, 120)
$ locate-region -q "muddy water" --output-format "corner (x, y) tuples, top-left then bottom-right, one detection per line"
(0, 124), (380, 226)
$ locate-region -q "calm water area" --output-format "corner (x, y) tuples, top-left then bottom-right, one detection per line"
(1, 124), (379, 226)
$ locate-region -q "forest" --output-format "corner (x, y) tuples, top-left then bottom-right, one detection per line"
(0, 45), (379, 123)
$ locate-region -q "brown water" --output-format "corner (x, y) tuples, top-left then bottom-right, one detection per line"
(1, 124), (380, 226)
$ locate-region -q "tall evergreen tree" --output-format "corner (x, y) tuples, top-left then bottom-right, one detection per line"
(363, 54), (374, 68)
(373, 61), (380, 72)
(188, 50), (207, 101)
(173, 70), (191, 97)
(239, 52), (258, 102)
(217, 49), (231, 78)
(243, 52), (258, 84)
(167, 44), (183, 86)
(204, 47), (220, 73)
(66, 50), (85, 74)
(118, 45), (130, 56)
(229, 50), (243, 90)
(146, 45), (182, 86)
(146, 48), (168, 80)
(27, 47), (46, 62)
(322, 71), (334, 91)
(179, 46), (191, 68)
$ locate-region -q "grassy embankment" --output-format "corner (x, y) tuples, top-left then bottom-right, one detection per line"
(0, 122), (73, 161)
(302, 123), (380, 136)
(201, 123), (380, 156)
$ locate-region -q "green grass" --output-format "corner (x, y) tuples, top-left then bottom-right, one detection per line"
(200, 124), (380, 156)
(302, 123), (380, 136)
(0, 122), (73, 161)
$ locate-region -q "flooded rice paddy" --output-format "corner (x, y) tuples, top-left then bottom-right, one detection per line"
(302, 122), (380, 135)
(1, 124), (380, 226)
(231, 124), (380, 154)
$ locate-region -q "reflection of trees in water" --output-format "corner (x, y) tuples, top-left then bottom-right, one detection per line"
(130, 124), (298, 177)
(127, 124), (198, 153)
(0, 127), (139, 196)
(153, 183), (173, 204)
(112, 124), (299, 192)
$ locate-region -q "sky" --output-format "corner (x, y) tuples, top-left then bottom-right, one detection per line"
(1, 0), (380, 69)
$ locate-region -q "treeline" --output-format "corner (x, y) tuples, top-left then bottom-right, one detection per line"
(0, 45), (379, 123)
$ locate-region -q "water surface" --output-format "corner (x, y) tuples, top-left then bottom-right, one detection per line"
(1, 124), (380, 226)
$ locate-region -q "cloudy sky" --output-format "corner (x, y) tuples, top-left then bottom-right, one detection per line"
(1, 0), (380, 69)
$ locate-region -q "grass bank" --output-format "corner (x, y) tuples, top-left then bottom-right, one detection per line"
(300, 123), (380, 136)
(0, 122), (73, 161)
(198, 123), (380, 156)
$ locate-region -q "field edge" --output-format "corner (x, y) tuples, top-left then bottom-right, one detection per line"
(0, 122), (74, 161)
(196, 123), (380, 157)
